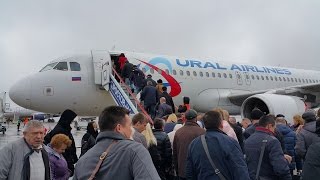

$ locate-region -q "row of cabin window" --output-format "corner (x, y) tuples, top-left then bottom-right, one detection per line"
(142, 68), (319, 84)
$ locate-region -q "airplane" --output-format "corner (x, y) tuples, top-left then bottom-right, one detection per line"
(1, 92), (47, 121)
(8, 50), (320, 124)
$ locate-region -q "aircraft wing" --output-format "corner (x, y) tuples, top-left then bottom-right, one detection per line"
(228, 83), (320, 106)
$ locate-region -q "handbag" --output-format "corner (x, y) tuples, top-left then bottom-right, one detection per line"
(200, 135), (226, 180)
(88, 140), (118, 180)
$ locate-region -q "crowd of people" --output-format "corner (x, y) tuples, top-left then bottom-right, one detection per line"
(1, 53), (320, 180)
(1, 104), (320, 180)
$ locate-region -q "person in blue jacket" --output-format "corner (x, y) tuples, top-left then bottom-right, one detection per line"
(245, 115), (291, 180)
(186, 110), (250, 180)
(276, 117), (301, 175)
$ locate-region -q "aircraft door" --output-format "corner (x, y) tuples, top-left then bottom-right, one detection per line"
(235, 71), (243, 85)
(91, 50), (112, 90)
(243, 72), (251, 85)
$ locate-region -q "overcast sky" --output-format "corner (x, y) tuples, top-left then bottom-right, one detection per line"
(1, 0), (320, 96)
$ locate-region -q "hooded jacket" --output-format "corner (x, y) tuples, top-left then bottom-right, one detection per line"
(295, 121), (320, 159)
(44, 109), (78, 175)
(276, 124), (298, 170)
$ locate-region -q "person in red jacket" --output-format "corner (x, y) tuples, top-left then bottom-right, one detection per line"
(119, 53), (128, 71)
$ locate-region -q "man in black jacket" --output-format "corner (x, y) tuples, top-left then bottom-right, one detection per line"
(153, 118), (172, 180)
(140, 81), (158, 119)
(121, 60), (134, 92)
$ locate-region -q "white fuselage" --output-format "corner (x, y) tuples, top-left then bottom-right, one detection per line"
(9, 51), (320, 116)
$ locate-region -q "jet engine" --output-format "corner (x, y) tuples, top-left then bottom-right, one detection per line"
(241, 94), (305, 124)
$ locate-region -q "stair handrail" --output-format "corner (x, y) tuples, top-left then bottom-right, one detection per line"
(112, 68), (153, 124)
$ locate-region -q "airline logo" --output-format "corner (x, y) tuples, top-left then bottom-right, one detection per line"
(138, 57), (181, 97)
(176, 59), (292, 75)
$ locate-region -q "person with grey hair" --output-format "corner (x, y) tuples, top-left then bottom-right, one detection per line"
(0, 120), (51, 180)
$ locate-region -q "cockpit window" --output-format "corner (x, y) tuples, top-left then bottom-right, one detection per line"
(70, 62), (81, 71)
(53, 62), (68, 71)
(40, 62), (58, 72)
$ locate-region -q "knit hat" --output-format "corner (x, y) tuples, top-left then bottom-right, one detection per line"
(178, 105), (187, 113)
(185, 109), (197, 120)
(302, 111), (316, 123)
(251, 109), (264, 120)
(276, 114), (285, 118)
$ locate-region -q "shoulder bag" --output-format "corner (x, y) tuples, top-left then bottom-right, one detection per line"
(88, 140), (118, 180)
(200, 135), (226, 180)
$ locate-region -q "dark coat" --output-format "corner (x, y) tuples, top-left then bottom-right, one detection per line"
(148, 144), (162, 170)
(80, 122), (98, 157)
(186, 129), (250, 180)
(121, 62), (133, 78)
(44, 109), (78, 175)
(244, 127), (291, 180)
(140, 85), (158, 106)
(276, 124), (298, 170)
(243, 123), (257, 139)
(143, 77), (157, 88)
(230, 123), (244, 153)
(164, 122), (176, 134)
(153, 129), (172, 169)
(156, 103), (172, 118)
(244, 123), (285, 152)
(129, 68), (145, 88)
(295, 121), (320, 159)
(302, 141), (320, 180)
(173, 121), (205, 178)
(160, 91), (175, 113)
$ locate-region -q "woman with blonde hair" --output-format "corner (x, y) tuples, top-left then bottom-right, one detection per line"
(45, 133), (72, 180)
(292, 114), (304, 131)
(142, 123), (162, 177)
(164, 113), (178, 133)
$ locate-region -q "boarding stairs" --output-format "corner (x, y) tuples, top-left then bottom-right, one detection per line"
(91, 50), (153, 124)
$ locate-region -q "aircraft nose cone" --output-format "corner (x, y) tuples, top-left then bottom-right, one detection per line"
(9, 77), (31, 109)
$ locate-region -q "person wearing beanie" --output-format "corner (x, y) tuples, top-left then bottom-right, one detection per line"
(155, 79), (164, 94)
(173, 109), (205, 179)
(143, 74), (157, 88)
(243, 108), (264, 139)
(295, 111), (320, 159)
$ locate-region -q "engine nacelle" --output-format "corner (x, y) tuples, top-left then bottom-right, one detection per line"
(241, 94), (305, 124)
